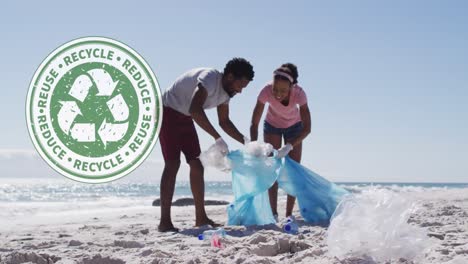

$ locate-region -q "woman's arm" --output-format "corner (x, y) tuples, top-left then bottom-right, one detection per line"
(289, 103), (311, 147)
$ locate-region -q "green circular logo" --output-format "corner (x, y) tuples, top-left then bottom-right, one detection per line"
(26, 37), (162, 183)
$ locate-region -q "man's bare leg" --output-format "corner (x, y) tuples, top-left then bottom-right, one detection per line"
(189, 158), (219, 226)
(158, 160), (180, 232)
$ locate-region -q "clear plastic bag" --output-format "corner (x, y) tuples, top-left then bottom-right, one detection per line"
(199, 142), (231, 172)
(327, 188), (433, 262)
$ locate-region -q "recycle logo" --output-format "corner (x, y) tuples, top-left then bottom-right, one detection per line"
(26, 37), (162, 183)
(58, 69), (129, 145)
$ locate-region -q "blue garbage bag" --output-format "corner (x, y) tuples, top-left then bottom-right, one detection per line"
(226, 150), (281, 226)
(278, 156), (349, 224)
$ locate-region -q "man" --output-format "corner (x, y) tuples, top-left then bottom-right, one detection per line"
(158, 58), (254, 232)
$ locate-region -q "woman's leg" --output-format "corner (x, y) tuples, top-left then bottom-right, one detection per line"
(285, 140), (302, 217)
(264, 133), (282, 216)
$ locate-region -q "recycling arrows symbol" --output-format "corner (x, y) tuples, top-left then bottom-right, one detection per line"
(57, 69), (128, 146)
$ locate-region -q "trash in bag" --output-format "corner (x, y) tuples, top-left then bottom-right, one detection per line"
(244, 141), (274, 157)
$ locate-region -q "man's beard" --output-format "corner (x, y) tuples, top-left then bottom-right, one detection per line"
(227, 90), (237, 98)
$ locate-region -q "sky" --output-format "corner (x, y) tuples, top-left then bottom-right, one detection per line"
(0, 0), (467, 183)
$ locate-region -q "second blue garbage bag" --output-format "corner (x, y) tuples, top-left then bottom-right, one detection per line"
(278, 157), (349, 225)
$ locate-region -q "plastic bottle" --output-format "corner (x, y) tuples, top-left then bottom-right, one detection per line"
(198, 227), (226, 241)
(282, 216), (299, 234)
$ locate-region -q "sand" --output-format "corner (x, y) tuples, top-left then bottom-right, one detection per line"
(0, 189), (467, 264)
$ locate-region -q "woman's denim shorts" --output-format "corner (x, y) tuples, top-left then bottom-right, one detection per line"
(263, 121), (303, 141)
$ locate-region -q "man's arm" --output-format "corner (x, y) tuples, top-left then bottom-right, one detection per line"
(189, 84), (221, 140)
(250, 100), (265, 141)
(217, 103), (246, 144)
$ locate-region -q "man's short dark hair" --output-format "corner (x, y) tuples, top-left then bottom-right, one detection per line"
(224, 58), (254, 81)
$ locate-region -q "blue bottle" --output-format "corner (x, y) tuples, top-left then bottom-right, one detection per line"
(282, 216), (298, 234)
(198, 227), (226, 241)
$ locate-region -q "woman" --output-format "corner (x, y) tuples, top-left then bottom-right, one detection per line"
(250, 63), (311, 220)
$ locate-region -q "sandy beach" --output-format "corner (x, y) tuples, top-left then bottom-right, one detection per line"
(0, 186), (467, 264)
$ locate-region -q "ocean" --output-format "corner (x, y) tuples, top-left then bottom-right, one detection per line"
(1, 178), (467, 235)
(1, 179), (467, 203)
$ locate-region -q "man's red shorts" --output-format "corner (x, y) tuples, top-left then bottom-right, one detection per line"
(159, 106), (201, 163)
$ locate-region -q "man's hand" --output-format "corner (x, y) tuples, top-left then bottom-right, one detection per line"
(277, 143), (293, 158)
(215, 138), (229, 155)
